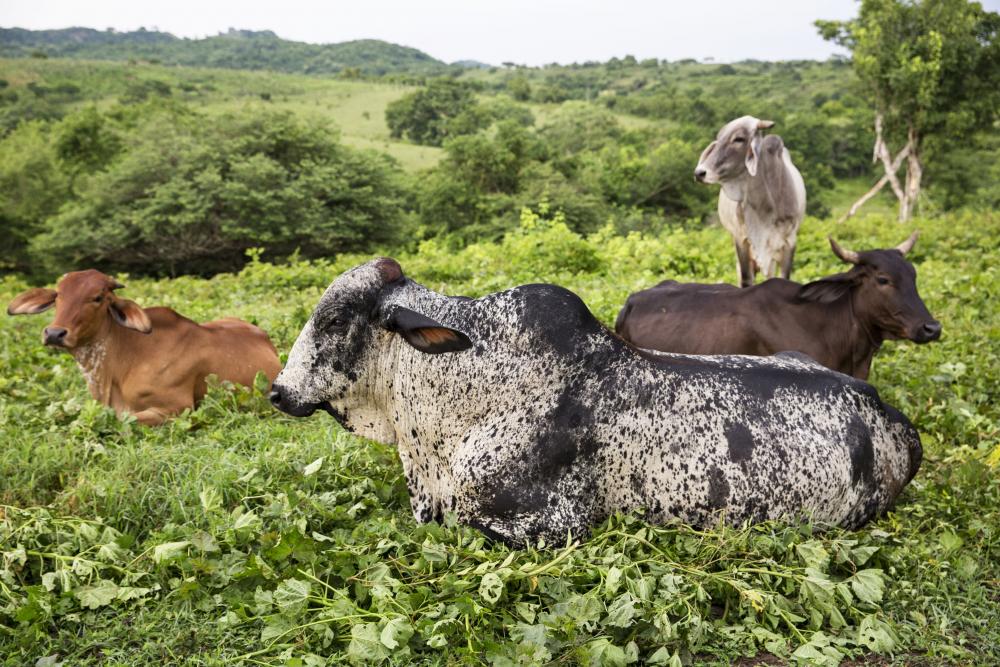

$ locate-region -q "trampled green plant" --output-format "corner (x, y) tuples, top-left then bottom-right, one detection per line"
(0, 210), (998, 665)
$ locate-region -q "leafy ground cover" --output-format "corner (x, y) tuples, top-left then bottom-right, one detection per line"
(0, 209), (997, 665)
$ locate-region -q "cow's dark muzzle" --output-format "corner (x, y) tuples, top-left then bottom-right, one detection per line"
(269, 385), (320, 418)
(912, 320), (942, 343)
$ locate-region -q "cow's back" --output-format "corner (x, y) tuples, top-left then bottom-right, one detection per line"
(138, 308), (280, 389)
(617, 281), (756, 355)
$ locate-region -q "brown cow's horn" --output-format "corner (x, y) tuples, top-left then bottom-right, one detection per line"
(829, 237), (860, 264)
(110, 279), (126, 290)
(896, 231), (919, 256)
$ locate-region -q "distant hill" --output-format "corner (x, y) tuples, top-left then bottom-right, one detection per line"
(452, 59), (492, 69)
(0, 27), (451, 75)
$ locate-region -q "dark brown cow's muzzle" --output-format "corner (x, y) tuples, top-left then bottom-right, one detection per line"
(912, 320), (942, 343)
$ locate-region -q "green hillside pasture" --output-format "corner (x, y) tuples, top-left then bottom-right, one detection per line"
(0, 211), (997, 665)
(0, 58), (444, 171)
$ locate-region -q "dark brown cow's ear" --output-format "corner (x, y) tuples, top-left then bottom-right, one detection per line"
(7, 288), (57, 315)
(110, 297), (152, 333)
(797, 272), (857, 304)
(386, 307), (472, 354)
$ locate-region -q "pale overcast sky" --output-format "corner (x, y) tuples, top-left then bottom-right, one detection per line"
(3, 0), (1000, 65)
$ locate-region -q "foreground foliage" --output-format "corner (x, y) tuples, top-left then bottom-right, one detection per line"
(0, 210), (998, 665)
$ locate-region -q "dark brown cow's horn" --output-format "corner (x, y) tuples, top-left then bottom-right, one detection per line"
(896, 231), (919, 256)
(829, 237), (860, 264)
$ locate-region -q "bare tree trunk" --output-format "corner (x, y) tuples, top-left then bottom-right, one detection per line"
(839, 174), (890, 223)
(900, 126), (922, 222)
(840, 113), (918, 223)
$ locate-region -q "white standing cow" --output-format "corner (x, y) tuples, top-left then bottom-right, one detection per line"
(695, 116), (806, 287)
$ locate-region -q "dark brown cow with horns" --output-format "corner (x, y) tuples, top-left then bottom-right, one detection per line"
(8, 269), (282, 425)
(615, 233), (940, 380)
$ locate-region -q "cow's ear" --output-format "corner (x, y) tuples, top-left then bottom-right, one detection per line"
(745, 136), (761, 177)
(698, 140), (717, 164)
(7, 288), (57, 315)
(797, 272), (858, 304)
(110, 297), (152, 333)
(386, 307), (472, 354)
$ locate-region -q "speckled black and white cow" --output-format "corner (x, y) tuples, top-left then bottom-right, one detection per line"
(270, 257), (922, 546)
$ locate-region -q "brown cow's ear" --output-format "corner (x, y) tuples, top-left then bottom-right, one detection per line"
(7, 288), (57, 315)
(110, 297), (152, 333)
(386, 307), (472, 354)
(797, 272), (857, 304)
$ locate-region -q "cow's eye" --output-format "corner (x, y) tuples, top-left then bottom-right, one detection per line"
(328, 316), (348, 330)
(876, 276), (891, 286)
(93, 295), (103, 303)
(733, 136), (745, 143)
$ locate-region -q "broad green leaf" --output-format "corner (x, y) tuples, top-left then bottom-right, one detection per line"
(75, 580), (119, 609)
(850, 545), (879, 566)
(348, 622), (390, 662)
(582, 637), (627, 667)
(199, 486), (221, 512)
(303, 456), (324, 476)
(850, 569), (885, 604)
(274, 578), (311, 612)
(479, 572), (504, 604)
(189, 531), (219, 553)
(604, 593), (636, 628)
(795, 541), (830, 570)
(604, 566), (623, 595)
(152, 541), (190, 564)
(261, 615), (296, 643)
(647, 647), (672, 666)
(379, 617), (413, 650)
(857, 614), (896, 652)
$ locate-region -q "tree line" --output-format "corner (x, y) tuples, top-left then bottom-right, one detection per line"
(1, 0), (996, 277)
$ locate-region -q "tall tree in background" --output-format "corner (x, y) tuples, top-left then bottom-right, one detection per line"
(817, 0), (1000, 221)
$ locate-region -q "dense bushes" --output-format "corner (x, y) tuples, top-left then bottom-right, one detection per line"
(2, 105), (409, 276)
(1, 57), (998, 278)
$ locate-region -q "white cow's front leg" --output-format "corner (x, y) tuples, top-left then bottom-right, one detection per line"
(396, 445), (456, 524)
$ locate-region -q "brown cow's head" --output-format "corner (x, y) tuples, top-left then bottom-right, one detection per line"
(7, 269), (151, 349)
(798, 233), (942, 343)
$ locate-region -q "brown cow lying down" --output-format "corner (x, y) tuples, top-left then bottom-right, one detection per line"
(8, 269), (282, 425)
(615, 233), (940, 380)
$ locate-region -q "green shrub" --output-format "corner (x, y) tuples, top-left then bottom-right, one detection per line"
(29, 108), (409, 276)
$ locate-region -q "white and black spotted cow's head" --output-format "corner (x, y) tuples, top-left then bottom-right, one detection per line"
(269, 258), (472, 435)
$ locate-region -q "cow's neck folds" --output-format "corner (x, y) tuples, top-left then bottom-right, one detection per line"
(72, 339), (109, 402)
(721, 174), (748, 202)
(338, 337), (398, 444)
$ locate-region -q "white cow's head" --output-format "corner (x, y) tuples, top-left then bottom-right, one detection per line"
(269, 258), (471, 422)
(694, 115), (775, 184)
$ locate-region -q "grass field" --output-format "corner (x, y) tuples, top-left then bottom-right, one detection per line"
(1, 209), (997, 665)
(1, 58), (683, 174)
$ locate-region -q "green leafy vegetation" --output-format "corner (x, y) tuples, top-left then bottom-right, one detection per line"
(2, 44), (997, 276)
(1, 210), (998, 665)
(1, 6), (999, 660)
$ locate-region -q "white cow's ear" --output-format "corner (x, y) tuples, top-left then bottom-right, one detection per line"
(745, 136), (761, 177)
(386, 307), (472, 354)
(698, 140), (717, 165)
